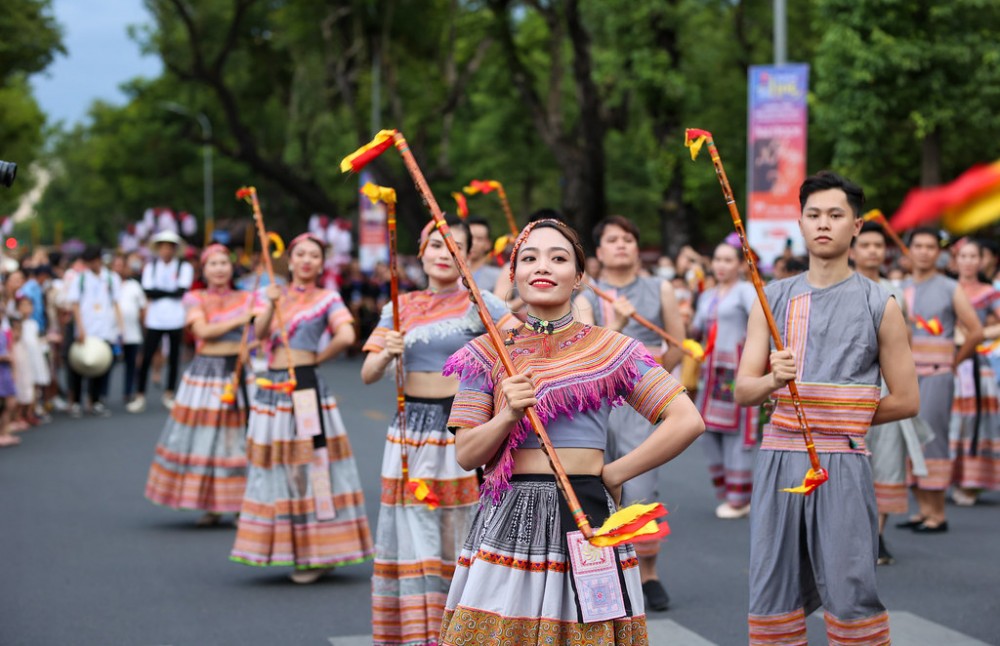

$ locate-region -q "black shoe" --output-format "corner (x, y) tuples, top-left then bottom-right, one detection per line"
(877, 536), (895, 566)
(642, 580), (670, 612)
(912, 521), (948, 534)
(895, 517), (926, 529)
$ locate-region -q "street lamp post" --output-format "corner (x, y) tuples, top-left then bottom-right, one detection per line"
(162, 102), (213, 245)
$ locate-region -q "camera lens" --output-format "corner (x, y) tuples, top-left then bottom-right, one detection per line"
(0, 161), (16, 188)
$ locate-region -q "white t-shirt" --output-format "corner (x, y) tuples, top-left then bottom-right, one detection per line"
(66, 268), (122, 342)
(118, 279), (147, 345)
(141, 258), (193, 330)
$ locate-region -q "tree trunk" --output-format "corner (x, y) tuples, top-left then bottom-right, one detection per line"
(660, 164), (688, 257)
(920, 130), (941, 187)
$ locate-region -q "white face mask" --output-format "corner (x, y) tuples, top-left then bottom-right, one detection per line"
(890, 279), (903, 288)
(656, 266), (676, 280)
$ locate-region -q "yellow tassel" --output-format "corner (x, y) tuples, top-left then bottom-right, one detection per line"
(361, 182), (397, 205)
(682, 339), (705, 361)
(589, 519), (664, 547)
(686, 134), (707, 161)
(594, 502), (662, 536)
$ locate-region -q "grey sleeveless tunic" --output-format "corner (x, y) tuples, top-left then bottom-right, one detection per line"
(762, 272), (889, 453)
(582, 275), (665, 356)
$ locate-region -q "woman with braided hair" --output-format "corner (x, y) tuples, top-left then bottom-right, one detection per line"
(362, 216), (512, 646)
(439, 219), (703, 645)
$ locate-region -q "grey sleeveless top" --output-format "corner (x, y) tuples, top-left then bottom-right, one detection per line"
(582, 275), (666, 353)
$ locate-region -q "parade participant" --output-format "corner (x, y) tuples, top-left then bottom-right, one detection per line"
(574, 214), (685, 611)
(949, 238), (1000, 505)
(128, 231), (194, 412)
(440, 219), (704, 645)
(0, 316), (18, 447)
(361, 217), (512, 646)
(902, 227), (982, 533)
(66, 246), (123, 418)
(114, 254), (147, 405)
(852, 221), (928, 565)
(466, 215), (502, 292)
(735, 172), (918, 645)
(144, 244), (252, 526)
(230, 233), (373, 584)
(690, 241), (758, 520)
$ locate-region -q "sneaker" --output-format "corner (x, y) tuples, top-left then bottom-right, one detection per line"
(289, 568), (330, 585)
(642, 579), (670, 612)
(91, 402), (111, 417)
(877, 535), (895, 566)
(715, 502), (751, 519)
(69, 403), (83, 419)
(125, 395), (146, 414)
(52, 396), (69, 412)
(951, 489), (978, 507)
(162, 394), (175, 410)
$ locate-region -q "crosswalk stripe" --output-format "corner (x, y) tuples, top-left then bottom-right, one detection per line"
(330, 609), (989, 646)
(807, 609), (991, 646)
(886, 611), (990, 646)
(327, 618), (721, 646)
(646, 618), (718, 645)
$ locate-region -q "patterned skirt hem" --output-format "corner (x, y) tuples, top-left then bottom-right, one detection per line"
(229, 553), (374, 569)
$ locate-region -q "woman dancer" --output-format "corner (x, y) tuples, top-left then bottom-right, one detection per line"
(691, 241), (758, 518)
(440, 219), (704, 644)
(950, 239), (1000, 504)
(231, 233), (374, 583)
(362, 217), (512, 646)
(145, 244), (252, 525)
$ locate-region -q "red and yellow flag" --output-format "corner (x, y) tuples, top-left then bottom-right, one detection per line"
(452, 192), (469, 218)
(463, 179), (501, 195)
(890, 161), (1000, 231)
(360, 182), (397, 205)
(340, 130), (398, 173)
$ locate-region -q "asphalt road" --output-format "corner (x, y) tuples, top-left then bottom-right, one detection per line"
(2, 357), (998, 645)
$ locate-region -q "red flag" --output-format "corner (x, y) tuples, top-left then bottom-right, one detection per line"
(889, 162), (1000, 231)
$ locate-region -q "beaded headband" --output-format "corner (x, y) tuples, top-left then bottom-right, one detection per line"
(507, 218), (580, 282)
(288, 233), (326, 253)
(200, 243), (230, 265)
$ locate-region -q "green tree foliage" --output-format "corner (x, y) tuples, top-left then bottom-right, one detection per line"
(50, 0), (966, 257)
(0, 0), (63, 215)
(814, 0), (1000, 210)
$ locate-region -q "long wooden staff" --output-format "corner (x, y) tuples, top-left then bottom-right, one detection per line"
(219, 266), (262, 423)
(464, 179), (519, 237)
(360, 182), (439, 509)
(685, 128), (827, 494)
(585, 280), (704, 361)
(236, 187), (297, 393)
(863, 209), (912, 259)
(342, 131), (668, 545)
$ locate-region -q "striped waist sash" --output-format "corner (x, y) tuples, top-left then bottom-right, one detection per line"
(764, 382), (879, 454)
(911, 337), (954, 376)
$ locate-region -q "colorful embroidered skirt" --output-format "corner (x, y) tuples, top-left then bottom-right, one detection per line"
(231, 366), (374, 569)
(145, 354), (248, 513)
(439, 475), (647, 646)
(949, 356), (1000, 490)
(373, 396), (479, 646)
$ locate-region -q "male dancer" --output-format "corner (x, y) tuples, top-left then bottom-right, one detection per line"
(574, 214), (685, 611)
(736, 172), (918, 645)
(901, 227), (982, 532)
(466, 215), (502, 292)
(852, 221), (928, 564)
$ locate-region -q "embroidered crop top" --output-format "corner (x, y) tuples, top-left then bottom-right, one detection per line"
(267, 287), (354, 352)
(183, 288), (252, 350)
(443, 315), (685, 501)
(363, 289), (513, 373)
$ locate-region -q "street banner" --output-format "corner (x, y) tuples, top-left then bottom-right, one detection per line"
(747, 64), (809, 269)
(358, 169), (389, 272)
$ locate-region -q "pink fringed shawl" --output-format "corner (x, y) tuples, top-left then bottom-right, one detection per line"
(443, 323), (659, 502)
